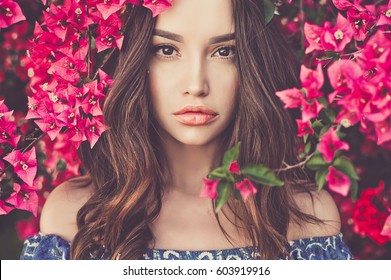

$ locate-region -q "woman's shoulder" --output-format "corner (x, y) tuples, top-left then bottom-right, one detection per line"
(287, 188), (341, 241)
(39, 174), (95, 242)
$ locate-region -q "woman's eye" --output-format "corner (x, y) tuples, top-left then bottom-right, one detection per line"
(213, 46), (235, 58)
(154, 45), (178, 57)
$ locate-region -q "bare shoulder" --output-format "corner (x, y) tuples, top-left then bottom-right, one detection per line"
(287, 189), (341, 241)
(39, 175), (95, 242)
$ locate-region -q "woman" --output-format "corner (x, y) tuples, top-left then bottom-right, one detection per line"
(21, 0), (353, 260)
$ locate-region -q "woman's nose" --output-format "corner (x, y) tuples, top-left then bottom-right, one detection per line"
(183, 56), (209, 97)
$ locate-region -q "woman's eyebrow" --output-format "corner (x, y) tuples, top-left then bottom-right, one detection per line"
(153, 29), (235, 44)
(153, 29), (184, 42)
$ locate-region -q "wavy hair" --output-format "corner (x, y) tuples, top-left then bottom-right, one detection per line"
(71, 1), (320, 260)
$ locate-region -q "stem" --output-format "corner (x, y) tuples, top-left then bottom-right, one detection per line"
(86, 5), (92, 80)
(21, 131), (45, 153)
(299, 0), (305, 51)
(275, 152), (315, 172)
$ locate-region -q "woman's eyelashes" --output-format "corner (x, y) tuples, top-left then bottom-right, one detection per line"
(152, 44), (236, 60)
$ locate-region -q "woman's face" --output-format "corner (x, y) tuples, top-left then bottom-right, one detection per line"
(148, 0), (238, 146)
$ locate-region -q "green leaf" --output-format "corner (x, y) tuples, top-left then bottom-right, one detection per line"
(55, 159), (67, 172)
(223, 142), (240, 167)
(318, 97), (329, 108)
(263, 0), (275, 25)
(299, 152), (307, 160)
(241, 165), (284, 186)
(323, 108), (336, 123)
(319, 124), (332, 137)
(306, 154), (328, 171)
(332, 156), (360, 180)
(350, 179), (359, 201)
(304, 142), (312, 155)
(315, 167), (329, 191)
(215, 181), (231, 212)
(303, 133), (309, 144)
(311, 119), (323, 130)
(207, 166), (229, 180)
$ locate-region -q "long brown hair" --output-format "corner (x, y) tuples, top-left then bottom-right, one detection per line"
(71, 1), (320, 260)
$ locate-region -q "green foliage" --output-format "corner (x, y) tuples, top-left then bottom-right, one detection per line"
(315, 167), (329, 191)
(332, 156), (360, 180)
(222, 142), (240, 168)
(263, 0), (276, 25)
(215, 180), (231, 212)
(306, 154), (328, 170)
(241, 165), (284, 186)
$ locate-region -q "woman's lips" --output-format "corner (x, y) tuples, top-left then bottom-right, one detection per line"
(173, 112), (219, 126)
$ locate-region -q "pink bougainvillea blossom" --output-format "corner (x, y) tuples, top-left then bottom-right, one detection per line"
(318, 127), (350, 162)
(300, 64), (324, 100)
(235, 179), (258, 201)
(229, 161), (241, 174)
(296, 119), (314, 137)
(5, 183), (39, 217)
(3, 147), (37, 187)
(324, 13), (354, 52)
(200, 178), (220, 200)
(16, 218), (39, 240)
(377, 2), (391, 26)
(95, 13), (124, 53)
(304, 13), (353, 54)
(276, 88), (305, 109)
(0, 0), (26, 29)
(84, 116), (108, 148)
(142, 0), (173, 17)
(301, 99), (323, 122)
(353, 181), (390, 245)
(96, 0), (126, 20)
(0, 200), (13, 215)
(326, 166), (350, 196)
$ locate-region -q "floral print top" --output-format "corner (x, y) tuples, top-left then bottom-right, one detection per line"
(20, 232), (353, 260)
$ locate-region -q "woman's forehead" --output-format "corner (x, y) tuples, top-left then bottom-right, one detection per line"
(154, 0), (234, 38)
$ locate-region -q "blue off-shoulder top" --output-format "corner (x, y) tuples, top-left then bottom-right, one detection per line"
(20, 232), (353, 260)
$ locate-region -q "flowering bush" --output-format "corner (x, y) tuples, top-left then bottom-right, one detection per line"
(0, 0), (390, 259)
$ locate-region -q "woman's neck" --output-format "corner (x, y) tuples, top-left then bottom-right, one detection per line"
(161, 134), (223, 196)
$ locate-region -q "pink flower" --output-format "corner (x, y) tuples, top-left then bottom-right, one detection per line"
(235, 179), (258, 201)
(326, 166), (350, 196)
(200, 178), (220, 200)
(304, 22), (325, 54)
(322, 13), (354, 52)
(84, 116), (108, 148)
(48, 56), (87, 84)
(96, 0), (126, 20)
(327, 59), (363, 103)
(0, 0), (26, 29)
(95, 13), (124, 53)
(318, 127), (350, 162)
(142, 0), (173, 17)
(229, 161), (241, 174)
(67, 2), (94, 31)
(0, 109), (21, 148)
(346, 8), (376, 41)
(0, 200), (13, 215)
(16, 218), (39, 240)
(3, 147), (37, 187)
(301, 99), (323, 122)
(300, 64), (324, 100)
(296, 119), (314, 137)
(275, 88), (305, 109)
(5, 183), (39, 217)
(377, 2), (391, 26)
(380, 212), (391, 239)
